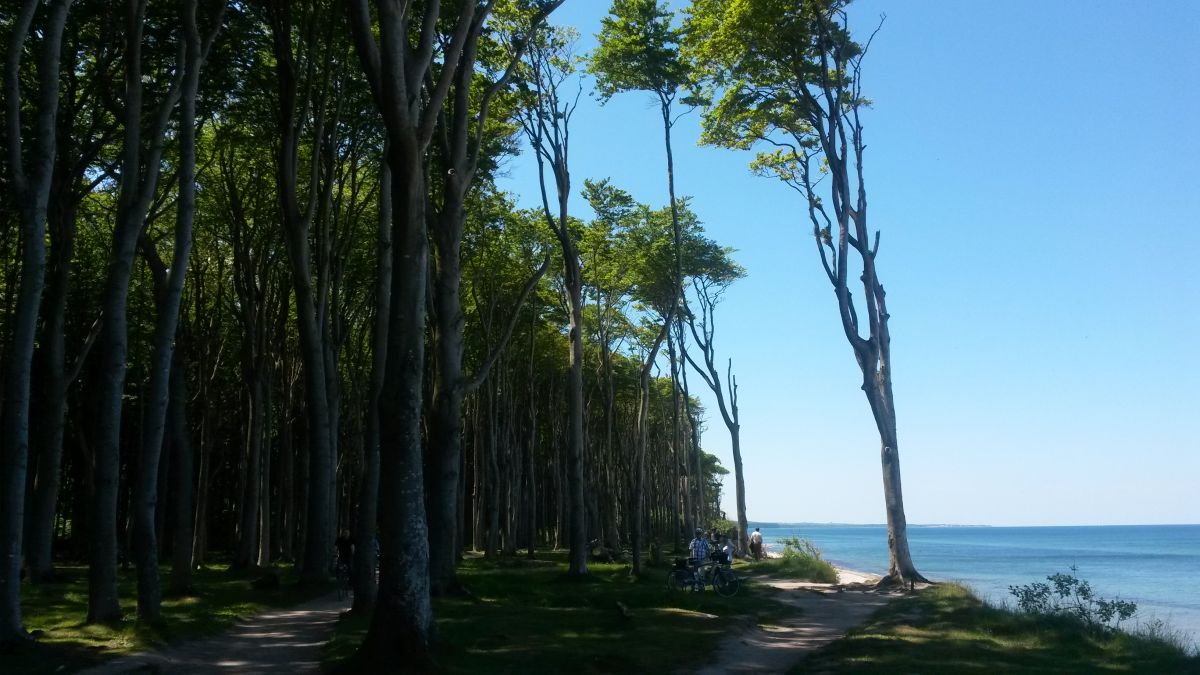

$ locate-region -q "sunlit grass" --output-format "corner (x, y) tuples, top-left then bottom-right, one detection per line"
(324, 552), (794, 674)
(8, 562), (326, 674)
(797, 583), (1200, 674)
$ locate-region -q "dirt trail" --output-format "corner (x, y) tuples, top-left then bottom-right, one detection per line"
(692, 567), (905, 674)
(76, 594), (348, 675)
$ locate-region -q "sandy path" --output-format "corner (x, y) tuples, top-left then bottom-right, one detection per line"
(76, 594), (349, 675)
(691, 566), (899, 674)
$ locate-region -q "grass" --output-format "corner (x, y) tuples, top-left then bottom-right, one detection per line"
(5, 562), (327, 674)
(324, 552), (803, 674)
(796, 583), (1200, 674)
(749, 536), (839, 583)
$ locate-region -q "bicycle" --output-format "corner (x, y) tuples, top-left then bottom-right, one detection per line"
(667, 557), (740, 597)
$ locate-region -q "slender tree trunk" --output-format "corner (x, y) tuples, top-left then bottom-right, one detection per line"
(233, 375), (264, 570)
(168, 354), (195, 595)
(25, 198), (78, 582)
(485, 386), (500, 558)
(0, 0), (72, 641)
(352, 156), (390, 613)
(631, 318), (671, 576)
(258, 382), (273, 568)
(133, 0), (213, 619)
(90, 0), (183, 624)
(265, 5), (336, 582)
(427, 191), (466, 590)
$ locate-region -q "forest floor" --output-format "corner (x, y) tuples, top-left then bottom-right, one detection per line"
(74, 593), (347, 674)
(7, 562), (329, 674)
(320, 552), (870, 674)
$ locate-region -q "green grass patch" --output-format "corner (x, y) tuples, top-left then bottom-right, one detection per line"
(7, 563), (327, 674)
(748, 536), (838, 583)
(797, 583), (1200, 674)
(325, 553), (793, 674)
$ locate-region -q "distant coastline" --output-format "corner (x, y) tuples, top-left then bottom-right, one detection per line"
(748, 521), (992, 529)
(749, 521), (1200, 529)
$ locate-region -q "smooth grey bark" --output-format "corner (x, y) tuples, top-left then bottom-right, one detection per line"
(675, 321), (704, 528)
(24, 197), (75, 583)
(232, 373), (265, 569)
(264, 0), (335, 584)
(791, 16), (926, 585)
(26, 29), (114, 581)
(351, 153), (389, 613)
(89, 0), (185, 623)
(422, 0), (558, 596)
(593, 91), (686, 575)
(520, 34), (589, 578)
(257, 380), (273, 568)
(167, 353), (195, 595)
(132, 0), (222, 621)
(346, 0), (478, 663)
(683, 282), (748, 554)
(631, 317), (672, 576)
(667, 326), (689, 538)
(0, 0), (73, 643)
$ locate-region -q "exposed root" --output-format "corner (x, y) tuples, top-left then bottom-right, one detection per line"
(874, 570), (934, 591)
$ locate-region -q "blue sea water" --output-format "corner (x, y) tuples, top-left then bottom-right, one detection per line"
(756, 524), (1200, 646)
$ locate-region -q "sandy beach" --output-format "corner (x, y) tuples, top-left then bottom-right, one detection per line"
(834, 565), (882, 586)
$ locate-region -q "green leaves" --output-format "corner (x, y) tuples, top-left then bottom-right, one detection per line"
(684, 0), (859, 158)
(580, 178), (743, 329)
(589, 0), (690, 102)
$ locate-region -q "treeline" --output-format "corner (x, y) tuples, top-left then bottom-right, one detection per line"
(2, 0), (926, 667)
(0, 0), (753, 663)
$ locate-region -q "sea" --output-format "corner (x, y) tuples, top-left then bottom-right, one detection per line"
(755, 523), (1200, 647)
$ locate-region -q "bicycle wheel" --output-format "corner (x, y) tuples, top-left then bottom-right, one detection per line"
(667, 569), (683, 591)
(713, 568), (740, 597)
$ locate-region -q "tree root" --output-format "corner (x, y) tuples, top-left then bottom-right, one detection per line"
(875, 570), (934, 591)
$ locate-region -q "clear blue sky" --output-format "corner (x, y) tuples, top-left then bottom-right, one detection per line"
(497, 0), (1200, 526)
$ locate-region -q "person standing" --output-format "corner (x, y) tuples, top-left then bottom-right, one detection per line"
(749, 527), (764, 560)
(689, 528), (711, 562)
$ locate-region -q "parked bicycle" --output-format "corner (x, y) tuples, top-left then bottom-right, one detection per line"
(667, 555), (740, 597)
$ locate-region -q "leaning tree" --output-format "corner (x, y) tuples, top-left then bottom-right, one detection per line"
(687, 0), (927, 584)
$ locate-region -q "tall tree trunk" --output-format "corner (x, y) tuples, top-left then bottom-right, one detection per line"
(133, 0), (217, 619)
(25, 198), (79, 583)
(631, 318), (671, 576)
(0, 0), (72, 642)
(264, 1), (336, 583)
(257, 381), (273, 568)
(677, 330), (704, 527)
(684, 289), (749, 553)
(167, 354), (195, 595)
(233, 375), (264, 570)
(427, 193), (466, 588)
(89, 0), (183, 624)
(352, 155), (390, 613)
(794, 18), (926, 584)
(356, 141), (434, 663)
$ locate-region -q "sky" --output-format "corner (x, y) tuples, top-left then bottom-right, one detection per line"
(496, 0), (1200, 527)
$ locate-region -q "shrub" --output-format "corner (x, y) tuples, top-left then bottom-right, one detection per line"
(1009, 565), (1138, 632)
(753, 536), (837, 583)
(778, 536), (824, 562)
